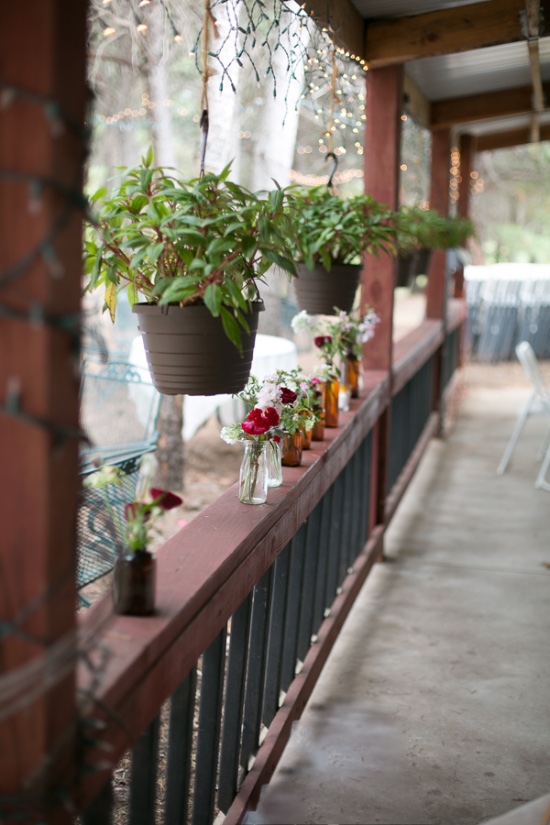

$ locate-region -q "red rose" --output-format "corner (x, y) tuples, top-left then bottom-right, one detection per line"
(314, 335), (332, 348)
(150, 488), (184, 510)
(280, 387), (298, 404)
(264, 406), (280, 427)
(242, 406), (280, 435)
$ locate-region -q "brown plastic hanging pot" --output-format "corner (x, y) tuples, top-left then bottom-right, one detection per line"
(132, 300), (263, 396)
(294, 263), (362, 315)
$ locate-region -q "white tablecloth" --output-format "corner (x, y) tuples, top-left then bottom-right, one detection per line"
(129, 333), (298, 441)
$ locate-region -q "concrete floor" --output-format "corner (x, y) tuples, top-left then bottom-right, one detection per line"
(247, 369), (550, 825)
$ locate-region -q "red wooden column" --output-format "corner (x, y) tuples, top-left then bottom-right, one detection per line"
(0, 2), (87, 821)
(454, 133), (476, 299)
(426, 127), (451, 319)
(362, 65), (403, 528)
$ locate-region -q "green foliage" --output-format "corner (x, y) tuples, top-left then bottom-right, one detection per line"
(394, 205), (476, 255)
(84, 152), (297, 348)
(284, 185), (396, 269)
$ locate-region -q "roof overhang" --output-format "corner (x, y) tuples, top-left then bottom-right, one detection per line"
(300, 0), (550, 150)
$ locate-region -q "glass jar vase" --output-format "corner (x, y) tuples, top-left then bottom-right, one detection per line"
(113, 549), (155, 616)
(343, 353), (360, 398)
(311, 409), (325, 441)
(281, 430), (303, 466)
(266, 439), (283, 488)
(239, 441), (269, 504)
(301, 411), (313, 450)
(324, 379), (340, 428)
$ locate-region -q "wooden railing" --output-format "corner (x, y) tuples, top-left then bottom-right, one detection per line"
(77, 307), (465, 824)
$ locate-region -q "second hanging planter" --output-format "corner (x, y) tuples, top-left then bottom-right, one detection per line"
(293, 263), (362, 315)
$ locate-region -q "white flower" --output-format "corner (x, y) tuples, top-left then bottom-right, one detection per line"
(291, 310), (315, 334)
(84, 464), (123, 489)
(257, 381), (283, 413)
(315, 363), (334, 381)
(220, 425), (242, 445)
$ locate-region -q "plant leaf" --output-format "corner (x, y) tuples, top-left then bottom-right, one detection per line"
(220, 306), (242, 350)
(105, 282), (117, 323)
(203, 284), (222, 317)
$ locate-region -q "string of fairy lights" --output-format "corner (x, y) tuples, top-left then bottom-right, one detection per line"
(91, 0), (370, 163)
(449, 145), (484, 205)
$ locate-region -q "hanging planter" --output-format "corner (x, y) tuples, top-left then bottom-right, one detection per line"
(396, 253), (418, 288)
(83, 153), (297, 396)
(133, 300), (263, 396)
(286, 186), (395, 314)
(294, 263), (362, 315)
(393, 205), (475, 289)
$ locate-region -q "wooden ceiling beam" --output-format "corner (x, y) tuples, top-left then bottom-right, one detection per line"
(430, 83), (550, 129)
(474, 122), (550, 151)
(364, 0), (526, 68)
(300, 0), (365, 61)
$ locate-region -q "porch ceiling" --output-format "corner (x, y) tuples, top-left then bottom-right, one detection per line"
(306, 0), (550, 150)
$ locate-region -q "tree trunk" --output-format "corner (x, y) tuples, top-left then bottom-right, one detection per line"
(248, 25), (305, 191)
(147, 1), (177, 168)
(203, 6), (241, 177)
(155, 395), (185, 492)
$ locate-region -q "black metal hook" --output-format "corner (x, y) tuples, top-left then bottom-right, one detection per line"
(326, 151), (338, 189)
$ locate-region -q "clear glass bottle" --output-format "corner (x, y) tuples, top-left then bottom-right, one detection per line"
(266, 439), (283, 488)
(239, 441), (269, 504)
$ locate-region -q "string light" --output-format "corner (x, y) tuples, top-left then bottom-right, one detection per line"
(103, 26), (116, 36)
(0, 82), (91, 461)
(290, 167), (364, 185)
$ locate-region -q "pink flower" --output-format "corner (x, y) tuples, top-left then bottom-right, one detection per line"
(280, 387), (298, 404)
(314, 335), (332, 348)
(242, 406), (280, 435)
(150, 488), (184, 510)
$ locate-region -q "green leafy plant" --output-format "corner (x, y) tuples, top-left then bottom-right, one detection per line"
(84, 149), (297, 348)
(395, 205), (475, 255)
(284, 185), (396, 270)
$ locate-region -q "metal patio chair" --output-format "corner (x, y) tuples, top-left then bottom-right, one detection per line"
(77, 360), (161, 602)
(496, 341), (550, 482)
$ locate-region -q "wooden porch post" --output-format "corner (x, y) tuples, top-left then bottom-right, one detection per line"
(362, 65), (403, 529)
(0, 2), (87, 821)
(426, 127), (451, 319)
(454, 133), (476, 299)
(425, 127), (451, 430)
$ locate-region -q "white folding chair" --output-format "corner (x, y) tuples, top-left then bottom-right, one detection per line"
(496, 341), (550, 485)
